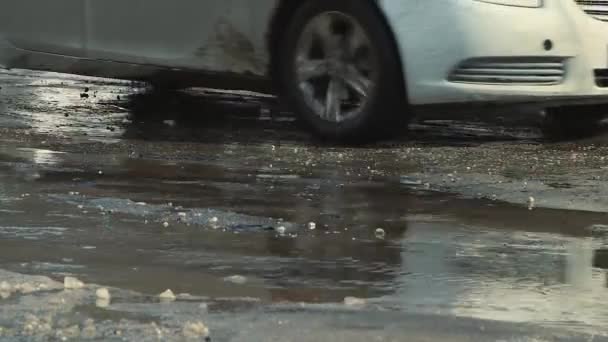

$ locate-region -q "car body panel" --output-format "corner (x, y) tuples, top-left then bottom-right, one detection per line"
(376, 0), (608, 104)
(84, 0), (277, 76)
(1, 0), (608, 107)
(0, 0), (85, 57)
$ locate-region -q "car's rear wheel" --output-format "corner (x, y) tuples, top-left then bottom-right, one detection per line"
(541, 106), (607, 140)
(276, 0), (409, 143)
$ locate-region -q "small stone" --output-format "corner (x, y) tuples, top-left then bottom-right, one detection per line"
(96, 288), (111, 300)
(182, 321), (210, 340)
(527, 196), (536, 210)
(163, 120), (177, 127)
(98, 170), (103, 175)
(209, 217), (218, 223)
(307, 222), (316, 230)
(96, 298), (110, 308)
(159, 289), (176, 301)
(344, 297), (367, 307)
(0, 281), (11, 292)
(375, 228), (386, 239)
(163, 222), (170, 228)
(224, 275), (247, 285)
(64, 276), (85, 290)
(276, 226), (286, 235)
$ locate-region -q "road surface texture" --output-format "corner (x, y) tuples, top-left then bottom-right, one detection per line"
(1, 69), (608, 341)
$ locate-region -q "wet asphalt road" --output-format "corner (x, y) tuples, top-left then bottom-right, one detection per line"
(1, 69), (608, 341)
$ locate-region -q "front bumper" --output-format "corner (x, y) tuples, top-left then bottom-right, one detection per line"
(379, 0), (608, 106)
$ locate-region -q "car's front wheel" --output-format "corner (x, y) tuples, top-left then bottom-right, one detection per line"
(277, 0), (409, 143)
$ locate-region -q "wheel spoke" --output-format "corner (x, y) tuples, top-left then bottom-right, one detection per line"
(346, 24), (369, 57)
(339, 65), (373, 99)
(314, 15), (341, 57)
(325, 78), (344, 121)
(297, 59), (328, 81)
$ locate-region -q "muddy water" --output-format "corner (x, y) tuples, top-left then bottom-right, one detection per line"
(0, 70), (608, 340)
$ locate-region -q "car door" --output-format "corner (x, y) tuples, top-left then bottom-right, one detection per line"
(85, 0), (276, 76)
(0, 0), (85, 56)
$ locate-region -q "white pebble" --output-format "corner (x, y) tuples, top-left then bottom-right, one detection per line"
(159, 289), (176, 301)
(96, 298), (110, 308)
(163, 222), (169, 228)
(276, 226), (286, 235)
(96, 288), (111, 300)
(98, 171), (103, 175)
(0, 281), (11, 292)
(64, 276), (85, 290)
(375, 228), (386, 239)
(209, 217), (218, 223)
(163, 120), (177, 127)
(307, 222), (316, 230)
(224, 275), (247, 284)
(182, 321), (210, 339)
(344, 296), (367, 307)
(178, 212), (187, 217)
(527, 197), (536, 210)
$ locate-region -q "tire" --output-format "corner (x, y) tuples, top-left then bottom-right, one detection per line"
(276, 0), (410, 143)
(541, 106), (606, 141)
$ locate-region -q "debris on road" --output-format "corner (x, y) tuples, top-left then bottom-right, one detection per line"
(527, 196), (536, 210)
(344, 297), (367, 307)
(182, 321), (210, 341)
(159, 289), (176, 301)
(64, 276), (85, 290)
(224, 275), (247, 285)
(96, 287), (111, 300)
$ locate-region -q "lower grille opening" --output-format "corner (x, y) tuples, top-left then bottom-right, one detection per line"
(595, 69), (608, 88)
(449, 57), (566, 85)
